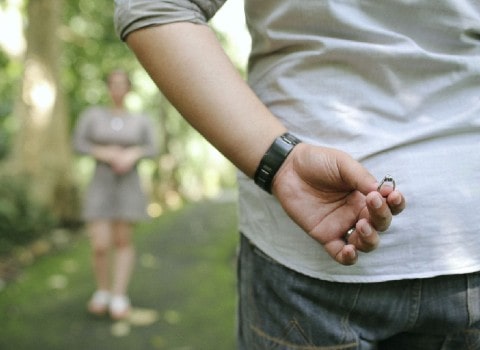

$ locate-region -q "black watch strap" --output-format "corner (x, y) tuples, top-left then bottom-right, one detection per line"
(254, 132), (302, 193)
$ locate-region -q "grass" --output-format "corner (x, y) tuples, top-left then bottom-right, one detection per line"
(0, 199), (239, 350)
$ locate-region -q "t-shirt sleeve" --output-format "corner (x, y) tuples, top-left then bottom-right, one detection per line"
(114, 0), (228, 40)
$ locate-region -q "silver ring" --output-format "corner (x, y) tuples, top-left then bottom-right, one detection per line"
(344, 227), (355, 243)
(344, 175), (395, 243)
(377, 174), (396, 192)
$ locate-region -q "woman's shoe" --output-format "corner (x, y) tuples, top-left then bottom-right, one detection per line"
(109, 295), (131, 320)
(87, 290), (111, 316)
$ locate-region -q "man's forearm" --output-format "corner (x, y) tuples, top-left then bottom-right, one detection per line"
(126, 22), (287, 178)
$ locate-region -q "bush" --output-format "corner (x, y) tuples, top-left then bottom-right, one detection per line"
(0, 175), (57, 255)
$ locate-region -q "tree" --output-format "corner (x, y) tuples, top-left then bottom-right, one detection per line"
(10, 0), (79, 223)
(4, 0), (237, 229)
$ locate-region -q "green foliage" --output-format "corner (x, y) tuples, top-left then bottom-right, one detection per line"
(0, 175), (57, 255)
(0, 201), (237, 349)
(63, 0), (143, 128)
(1, 0), (236, 228)
(0, 50), (21, 160)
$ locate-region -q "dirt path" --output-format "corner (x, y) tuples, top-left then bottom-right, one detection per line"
(0, 198), (238, 350)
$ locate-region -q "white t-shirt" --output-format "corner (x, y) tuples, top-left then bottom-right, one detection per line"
(115, 0), (480, 282)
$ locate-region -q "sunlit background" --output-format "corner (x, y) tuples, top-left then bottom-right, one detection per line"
(0, 1), (250, 348)
(211, 0), (251, 68)
(0, 0), (252, 218)
(0, 0), (26, 57)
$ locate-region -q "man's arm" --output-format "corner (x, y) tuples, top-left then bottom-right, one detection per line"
(125, 22), (405, 265)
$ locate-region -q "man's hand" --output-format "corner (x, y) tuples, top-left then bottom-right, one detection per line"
(272, 143), (406, 266)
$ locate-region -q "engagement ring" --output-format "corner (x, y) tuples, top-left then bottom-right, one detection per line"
(344, 174), (396, 243)
(377, 174), (396, 192)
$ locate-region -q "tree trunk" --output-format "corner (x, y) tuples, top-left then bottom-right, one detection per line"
(11, 0), (79, 224)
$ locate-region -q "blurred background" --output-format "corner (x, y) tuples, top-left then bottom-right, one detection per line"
(0, 0), (250, 348)
(0, 0), (249, 243)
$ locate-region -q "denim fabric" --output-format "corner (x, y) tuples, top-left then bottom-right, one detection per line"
(237, 234), (480, 350)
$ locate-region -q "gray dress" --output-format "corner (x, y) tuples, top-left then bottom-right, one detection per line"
(73, 106), (158, 221)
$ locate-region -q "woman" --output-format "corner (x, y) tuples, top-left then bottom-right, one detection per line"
(73, 69), (158, 320)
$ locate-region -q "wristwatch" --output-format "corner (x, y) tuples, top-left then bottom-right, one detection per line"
(254, 132), (302, 193)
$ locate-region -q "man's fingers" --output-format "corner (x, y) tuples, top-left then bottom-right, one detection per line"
(387, 190), (406, 215)
(321, 236), (357, 265)
(334, 243), (358, 266)
(366, 192), (392, 231)
(336, 153), (379, 195)
(349, 219), (379, 252)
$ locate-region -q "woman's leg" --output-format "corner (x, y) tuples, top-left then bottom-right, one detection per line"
(88, 220), (112, 292)
(87, 220), (112, 314)
(111, 220), (135, 297)
(109, 220), (135, 319)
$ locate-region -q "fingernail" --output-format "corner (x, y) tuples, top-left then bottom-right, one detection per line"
(362, 224), (372, 237)
(372, 195), (382, 209)
(392, 194), (402, 205)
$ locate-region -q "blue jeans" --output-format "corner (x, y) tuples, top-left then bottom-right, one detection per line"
(237, 234), (480, 350)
